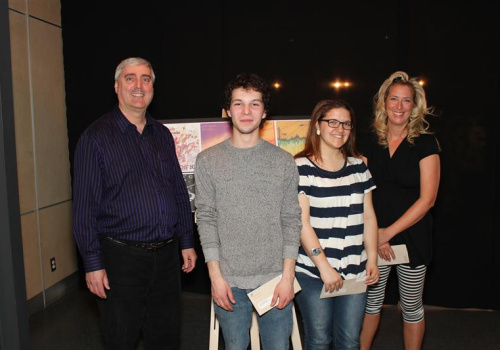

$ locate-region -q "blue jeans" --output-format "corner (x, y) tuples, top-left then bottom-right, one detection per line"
(295, 273), (367, 350)
(214, 287), (293, 350)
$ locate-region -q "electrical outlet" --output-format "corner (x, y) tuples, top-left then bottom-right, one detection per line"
(50, 257), (56, 272)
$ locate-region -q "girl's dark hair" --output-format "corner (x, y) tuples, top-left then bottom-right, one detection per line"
(295, 100), (359, 162)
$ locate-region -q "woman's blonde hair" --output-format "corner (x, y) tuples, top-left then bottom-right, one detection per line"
(373, 71), (434, 146)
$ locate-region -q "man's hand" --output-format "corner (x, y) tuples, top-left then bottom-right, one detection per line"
(181, 248), (197, 273)
(272, 276), (295, 309)
(211, 275), (236, 311)
(86, 269), (110, 299)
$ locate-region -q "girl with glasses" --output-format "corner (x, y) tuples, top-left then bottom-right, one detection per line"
(294, 99), (380, 350)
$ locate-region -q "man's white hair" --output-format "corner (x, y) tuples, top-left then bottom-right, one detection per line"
(114, 57), (155, 82)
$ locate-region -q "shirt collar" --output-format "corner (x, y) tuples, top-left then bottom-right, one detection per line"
(113, 105), (155, 134)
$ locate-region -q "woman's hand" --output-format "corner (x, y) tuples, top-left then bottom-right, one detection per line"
(378, 243), (395, 262)
(378, 227), (391, 246)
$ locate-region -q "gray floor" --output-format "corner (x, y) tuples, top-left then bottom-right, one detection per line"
(29, 289), (500, 349)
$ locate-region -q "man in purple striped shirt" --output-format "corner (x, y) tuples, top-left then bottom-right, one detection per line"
(72, 57), (196, 350)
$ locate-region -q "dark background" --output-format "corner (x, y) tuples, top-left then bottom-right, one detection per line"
(60, 1), (499, 309)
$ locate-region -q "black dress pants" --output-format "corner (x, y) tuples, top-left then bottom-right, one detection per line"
(97, 237), (181, 350)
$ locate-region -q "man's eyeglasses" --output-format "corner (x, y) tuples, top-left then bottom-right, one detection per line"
(319, 119), (354, 130)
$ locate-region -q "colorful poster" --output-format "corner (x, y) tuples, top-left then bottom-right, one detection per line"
(163, 118), (308, 212)
(276, 120), (309, 156)
(164, 123), (201, 173)
(260, 120), (277, 145)
(200, 122), (232, 150)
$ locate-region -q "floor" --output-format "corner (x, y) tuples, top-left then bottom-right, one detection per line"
(29, 289), (500, 349)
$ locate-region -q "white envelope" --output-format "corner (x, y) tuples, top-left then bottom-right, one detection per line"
(247, 274), (301, 316)
(377, 244), (410, 266)
(319, 277), (367, 298)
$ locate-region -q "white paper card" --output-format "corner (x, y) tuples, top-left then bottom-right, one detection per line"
(247, 274), (302, 316)
(377, 244), (410, 266)
(319, 277), (367, 298)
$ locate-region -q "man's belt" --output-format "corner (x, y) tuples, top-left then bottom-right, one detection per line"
(104, 236), (174, 251)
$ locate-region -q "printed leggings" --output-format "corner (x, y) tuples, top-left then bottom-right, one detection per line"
(365, 264), (427, 323)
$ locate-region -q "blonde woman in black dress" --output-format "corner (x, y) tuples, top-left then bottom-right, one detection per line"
(360, 72), (441, 350)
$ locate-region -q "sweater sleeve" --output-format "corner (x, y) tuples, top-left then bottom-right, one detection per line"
(280, 155), (302, 260)
(194, 153), (220, 262)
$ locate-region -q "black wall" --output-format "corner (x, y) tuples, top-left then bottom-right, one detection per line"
(61, 1), (499, 309)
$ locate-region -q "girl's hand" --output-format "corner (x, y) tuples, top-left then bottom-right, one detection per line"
(365, 261), (379, 285)
(320, 266), (343, 293)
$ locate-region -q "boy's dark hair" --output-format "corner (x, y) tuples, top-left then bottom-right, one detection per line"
(222, 73), (271, 113)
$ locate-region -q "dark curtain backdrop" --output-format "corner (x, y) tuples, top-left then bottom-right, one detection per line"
(60, 1), (499, 310)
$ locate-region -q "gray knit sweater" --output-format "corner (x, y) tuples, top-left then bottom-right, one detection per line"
(195, 139), (302, 289)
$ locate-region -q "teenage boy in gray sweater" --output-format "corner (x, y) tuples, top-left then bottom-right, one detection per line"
(195, 73), (302, 349)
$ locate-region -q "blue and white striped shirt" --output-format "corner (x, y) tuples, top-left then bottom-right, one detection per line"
(295, 156), (375, 280)
(73, 106), (193, 272)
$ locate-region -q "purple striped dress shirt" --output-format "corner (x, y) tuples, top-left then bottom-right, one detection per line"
(72, 106), (193, 272)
